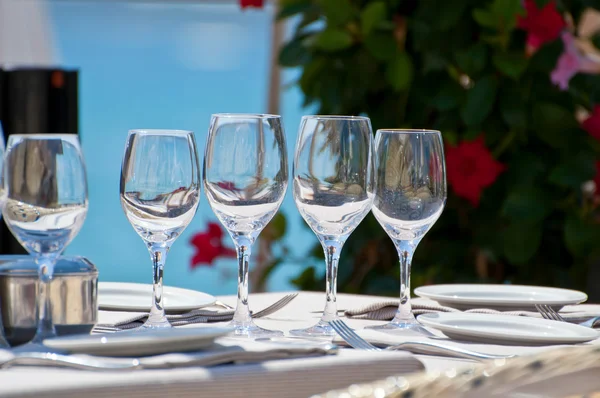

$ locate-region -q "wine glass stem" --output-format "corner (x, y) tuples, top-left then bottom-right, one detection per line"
(395, 240), (417, 321)
(233, 237), (252, 325)
(321, 240), (342, 323)
(147, 245), (169, 325)
(33, 255), (57, 343)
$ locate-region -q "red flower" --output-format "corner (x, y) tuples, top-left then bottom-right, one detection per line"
(445, 136), (505, 207)
(240, 0), (263, 9)
(190, 222), (236, 269)
(517, 0), (565, 51)
(582, 105), (600, 141)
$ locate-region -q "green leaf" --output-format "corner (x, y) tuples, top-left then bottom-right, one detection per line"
(385, 52), (413, 91)
(291, 266), (320, 290)
(472, 9), (497, 28)
(501, 188), (553, 222)
(277, 0), (314, 19)
(265, 212), (287, 240)
(532, 103), (579, 148)
(432, 82), (464, 111)
(493, 52), (529, 79)
(318, 0), (355, 26)
(455, 43), (487, 76)
(548, 152), (597, 189)
(360, 1), (387, 36)
(279, 36), (311, 67)
(490, 0), (524, 31)
(314, 29), (353, 51)
(460, 76), (498, 126)
(435, 1), (468, 31)
(503, 222), (543, 265)
(564, 215), (600, 256)
(534, 0), (552, 7)
(499, 88), (527, 131)
(364, 31), (397, 61)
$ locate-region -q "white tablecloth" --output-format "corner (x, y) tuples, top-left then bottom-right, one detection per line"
(1, 291), (598, 398)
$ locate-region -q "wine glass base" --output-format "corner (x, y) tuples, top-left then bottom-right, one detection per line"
(289, 320), (336, 339)
(138, 319), (172, 330)
(366, 320), (435, 337)
(229, 320), (283, 339)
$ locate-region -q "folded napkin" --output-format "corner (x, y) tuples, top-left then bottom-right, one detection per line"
(345, 300), (600, 327)
(95, 308), (235, 331)
(2, 339), (337, 370)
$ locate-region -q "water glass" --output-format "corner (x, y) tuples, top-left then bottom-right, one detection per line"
(3, 134), (88, 349)
(120, 130), (201, 329)
(291, 115), (375, 337)
(367, 129), (446, 335)
(204, 114), (288, 338)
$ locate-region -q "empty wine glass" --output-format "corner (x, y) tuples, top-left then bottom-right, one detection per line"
(3, 134), (88, 350)
(120, 130), (201, 329)
(0, 123), (7, 348)
(204, 114), (288, 338)
(367, 129), (446, 335)
(291, 115), (375, 337)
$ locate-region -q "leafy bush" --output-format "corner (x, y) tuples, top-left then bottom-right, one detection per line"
(277, 0), (600, 297)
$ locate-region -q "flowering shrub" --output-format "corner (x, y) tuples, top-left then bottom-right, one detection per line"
(277, 0), (600, 297)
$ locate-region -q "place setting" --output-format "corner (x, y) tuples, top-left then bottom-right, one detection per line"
(0, 113), (597, 398)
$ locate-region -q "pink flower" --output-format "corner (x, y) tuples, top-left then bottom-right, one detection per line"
(550, 32), (598, 90)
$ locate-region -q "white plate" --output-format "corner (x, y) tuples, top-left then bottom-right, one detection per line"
(44, 327), (235, 356)
(98, 282), (216, 312)
(414, 284), (587, 310)
(417, 312), (599, 345)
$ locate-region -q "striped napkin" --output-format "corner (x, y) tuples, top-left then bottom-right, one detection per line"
(96, 308), (235, 331)
(345, 300), (600, 327)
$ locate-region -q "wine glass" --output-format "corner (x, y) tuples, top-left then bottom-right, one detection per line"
(367, 129), (446, 335)
(120, 130), (201, 329)
(291, 115), (375, 338)
(0, 122), (7, 348)
(2, 134), (88, 350)
(203, 114), (288, 338)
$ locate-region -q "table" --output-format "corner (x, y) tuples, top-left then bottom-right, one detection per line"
(0, 291), (598, 398)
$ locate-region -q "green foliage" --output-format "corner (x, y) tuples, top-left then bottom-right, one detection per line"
(277, 0), (600, 296)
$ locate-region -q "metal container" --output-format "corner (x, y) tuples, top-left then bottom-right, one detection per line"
(0, 255), (98, 345)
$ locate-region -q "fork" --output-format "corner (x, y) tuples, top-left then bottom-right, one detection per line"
(535, 304), (600, 328)
(328, 319), (514, 361)
(535, 304), (567, 322)
(93, 293), (298, 333)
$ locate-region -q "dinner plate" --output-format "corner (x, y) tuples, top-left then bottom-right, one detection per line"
(414, 284), (587, 310)
(417, 312), (599, 345)
(98, 282), (216, 312)
(43, 326), (235, 356)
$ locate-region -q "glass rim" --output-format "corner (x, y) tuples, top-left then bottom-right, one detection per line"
(377, 128), (441, 134)
(7, 133), (79, 139)
(211, 113), (281, 119)
(302, 115), (370, 121)
(128, 129), (193, 135)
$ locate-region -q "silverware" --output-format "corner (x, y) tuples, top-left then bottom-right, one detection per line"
(0, 255), (98, 345)
(329, 319), (514, 361)
(92, 293), (299, 333)
(0, 352), (141, 371)
(535, 304), (567, 322)
(536, 304), (600, 328)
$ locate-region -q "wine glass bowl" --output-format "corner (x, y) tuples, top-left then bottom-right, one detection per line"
(291, 115), (375, 337)
(368, 129), (446, 335)
(204, 113), (288, 338)
(2, 134), (88, 349)
(120, 129), (201, 329)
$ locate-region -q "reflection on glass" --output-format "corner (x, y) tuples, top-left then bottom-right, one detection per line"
(120, 130), (201, 329)
(3, 134), (88, 351)
(204, 113), (288, 338)
(367, 129), (446, 335)
(291, 116), (375, 337)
